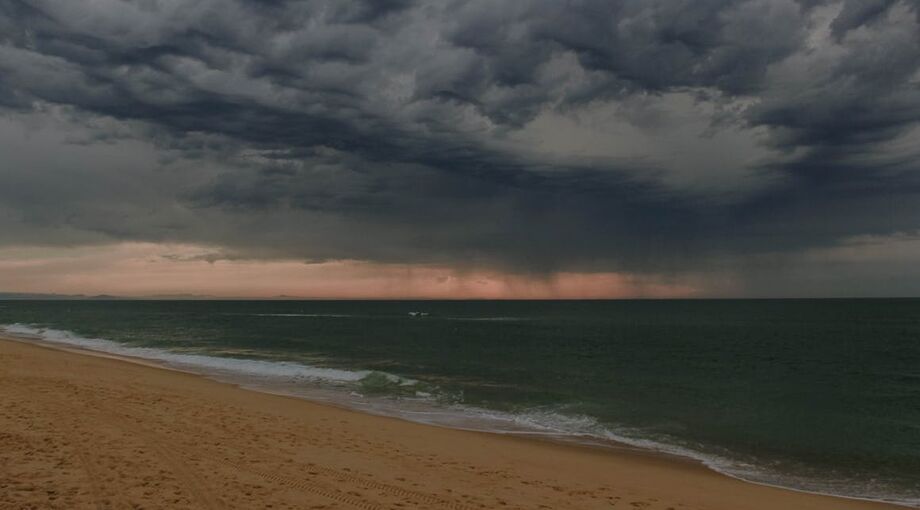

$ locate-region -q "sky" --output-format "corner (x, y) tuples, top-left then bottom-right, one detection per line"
(0, 0), (919, 298)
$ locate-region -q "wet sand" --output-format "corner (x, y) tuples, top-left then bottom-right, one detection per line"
(0, 336), (901, 510)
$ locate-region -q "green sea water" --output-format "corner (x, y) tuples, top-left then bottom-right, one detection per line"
(1, 299), (918, 505)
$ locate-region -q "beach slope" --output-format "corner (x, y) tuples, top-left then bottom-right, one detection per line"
(0, 337), (900, 510)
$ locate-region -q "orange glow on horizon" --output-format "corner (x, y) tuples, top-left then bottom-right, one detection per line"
(0, 243), (702, 299)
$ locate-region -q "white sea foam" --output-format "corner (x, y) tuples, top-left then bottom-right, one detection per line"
(1, 323), (368, 383)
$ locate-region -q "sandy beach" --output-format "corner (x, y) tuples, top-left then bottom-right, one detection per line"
(0, 336), (901, 510)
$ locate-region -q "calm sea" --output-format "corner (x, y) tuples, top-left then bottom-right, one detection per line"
(1, 299), (918, 506)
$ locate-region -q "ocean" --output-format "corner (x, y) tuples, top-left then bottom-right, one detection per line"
(1, 299), (918, 506)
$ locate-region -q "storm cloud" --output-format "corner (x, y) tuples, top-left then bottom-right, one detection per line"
(1, 0), (919, 293)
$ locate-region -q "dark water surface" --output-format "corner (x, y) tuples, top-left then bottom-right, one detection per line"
(2, 299), (918, 505)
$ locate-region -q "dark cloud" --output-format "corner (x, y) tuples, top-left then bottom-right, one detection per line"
(830, 0), (899, 40)
(0, 0), (919, 290)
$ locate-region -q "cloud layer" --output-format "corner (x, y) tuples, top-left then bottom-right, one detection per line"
(1, 0), (920, 294)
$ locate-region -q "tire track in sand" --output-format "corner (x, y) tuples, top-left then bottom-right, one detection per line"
(69, 439), (115, 510)
(31, 381), (128, 510)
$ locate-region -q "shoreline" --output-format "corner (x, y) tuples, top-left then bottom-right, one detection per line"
(3, 329), (916, 508)
(0, 335), (906, 509)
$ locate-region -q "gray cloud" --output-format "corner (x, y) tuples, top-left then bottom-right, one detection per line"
(1, 0), (920, 291)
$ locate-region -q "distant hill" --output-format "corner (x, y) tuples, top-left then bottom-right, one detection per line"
(0, 293), (329, 301)
(0, 292), (128, 300)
